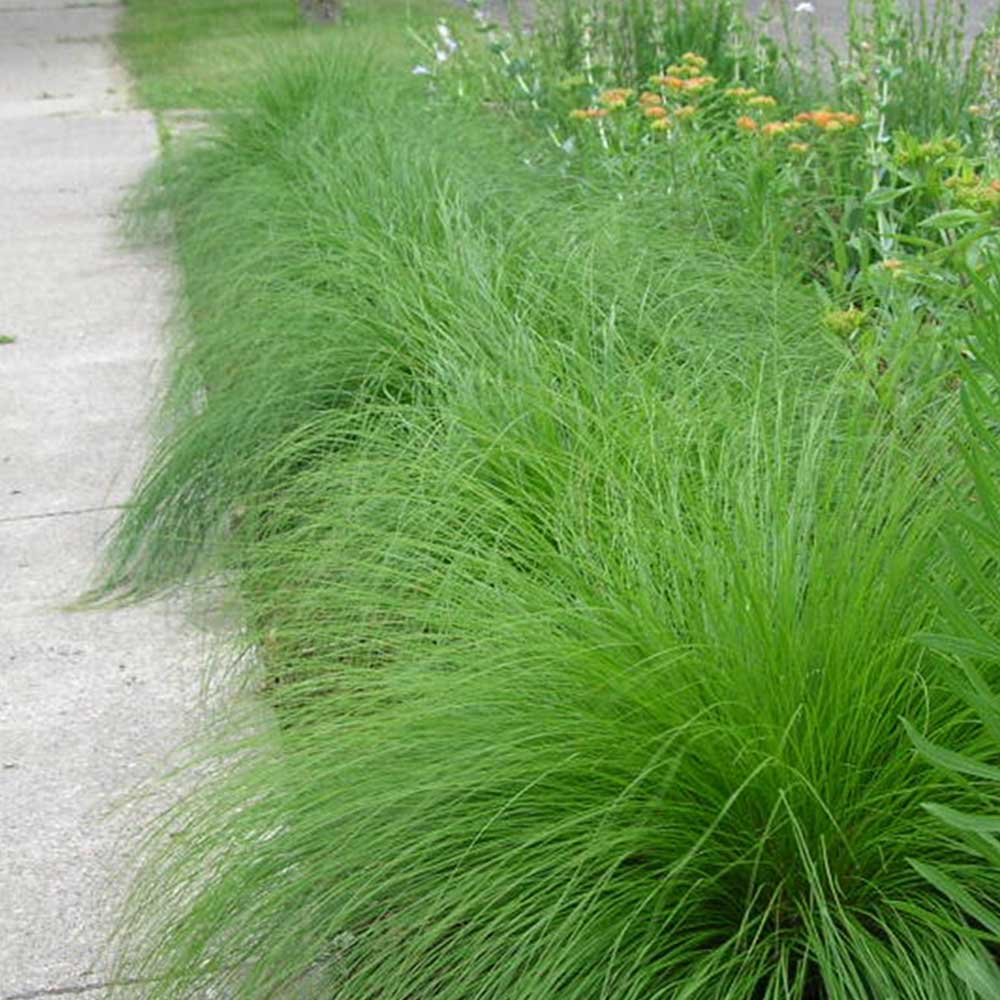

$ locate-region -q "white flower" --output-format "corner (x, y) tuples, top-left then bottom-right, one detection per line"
(437, 22), (459, 52)
(794, 2), (815, 11)
(434, 46), (450, 62)
(412, 64), (432, 75)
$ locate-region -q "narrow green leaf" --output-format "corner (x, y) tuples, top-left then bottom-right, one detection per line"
(903, 719), (1000, 782)
(923, 801), (1000, 835)
(864, 186), (907, 206)
(952, 946), (1000, 999)
(919, 208), (986, 229)
(909, 860), (1000, 936)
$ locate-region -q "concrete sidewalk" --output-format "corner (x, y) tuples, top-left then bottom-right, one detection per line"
(0, 2), (201, 996)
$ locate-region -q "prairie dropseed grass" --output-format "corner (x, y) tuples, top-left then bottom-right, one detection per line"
(100, 39), (1000, 999)
(119, 317), (1000, 999)
(101, 5), (1000, 996)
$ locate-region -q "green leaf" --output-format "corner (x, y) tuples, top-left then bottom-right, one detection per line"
(922, 802), (1000, 835)
(864, 186), (909, 206)
(895, 233), (943, 251)
(919, 208), (986, 229)
(952, 946), (1000, 999)
(903, 718), (1000, 782)
(909, 860), (1000, 936)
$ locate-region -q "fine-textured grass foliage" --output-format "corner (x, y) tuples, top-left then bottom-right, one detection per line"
(100, 40), (1000, 998)
(118, 339), (1000, 998)
(91, 48), (831, 604)
(116, 0), (468, 112)
(116, 0), (306, 110)
(906, 276), (1000, 994)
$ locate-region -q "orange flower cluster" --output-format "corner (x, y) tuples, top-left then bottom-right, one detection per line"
(794, 109), (861, 131)
(725, 86), (757, 99)
(632, 53), (712, 131)
(569, 107), (609, 120)
(649, 49), (715, 92)
(762, 121), (792, 137)
(662, 51), (709, 78)
(599, 87), (634, 109)
(735, 99), (860, 150)
(650, 73), (717, 92)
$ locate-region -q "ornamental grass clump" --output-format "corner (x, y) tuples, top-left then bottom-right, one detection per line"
(102, 39), (1000, 1000)
(90, 54), (560, 602)
(906, 276), (1000, 995)
(89, 46), (825, 606)
(119, 335), (1000, 998)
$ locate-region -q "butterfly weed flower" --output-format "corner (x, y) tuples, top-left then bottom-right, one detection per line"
(682, 75), (717, 92)
(795, 110), (861, 130)
(762, 121), (792, 137)
(681, 51), (708, 68)
(650, 74), (716, 92)
(599, 88), (634, 109)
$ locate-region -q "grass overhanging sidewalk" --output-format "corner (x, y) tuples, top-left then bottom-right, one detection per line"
(98, 1), (1000, 997)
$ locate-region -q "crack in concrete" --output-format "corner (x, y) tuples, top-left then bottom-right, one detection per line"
(0, 3), (117, 13)
(2, 979), (147, 1000)
(0, 503), (126, 526)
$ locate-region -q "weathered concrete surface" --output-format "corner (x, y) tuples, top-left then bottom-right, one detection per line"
(744, 0), (1000, 60)
(483, 0), (999, 52)
(0, 2), (202, 997)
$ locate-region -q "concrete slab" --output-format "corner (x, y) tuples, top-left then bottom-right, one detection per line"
(0, 2), (202, 998)
(0, 5), (129, 111)
(478, 0), (1000, 55)
(745, 0), (1000, 59)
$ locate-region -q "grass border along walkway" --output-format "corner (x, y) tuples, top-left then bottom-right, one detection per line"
(116, 0), (454, 111)
(104, 2), (1000, 998)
